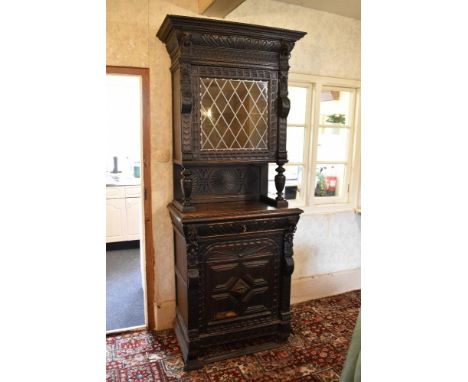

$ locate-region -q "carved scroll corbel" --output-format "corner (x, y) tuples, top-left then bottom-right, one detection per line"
(176, 32), (193, 115)
(185, 225), (199, 298)
(277, 41), (294, 119)
(180, 63), (192, 114)
(275, 40), (295, 208)
(283, 224), (297, 276)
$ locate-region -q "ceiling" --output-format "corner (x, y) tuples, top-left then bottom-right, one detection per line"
(273, 0), (361, 20)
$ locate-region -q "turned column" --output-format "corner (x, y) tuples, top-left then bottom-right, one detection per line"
(180, 168), (194, 211)
(275, 161), (287, 204)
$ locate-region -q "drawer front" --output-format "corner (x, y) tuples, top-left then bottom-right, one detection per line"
(196, 216), (292, 237)
(201, 235), (281, 333)
(106, 186), (125, 199)
(125, 185), (141, 198)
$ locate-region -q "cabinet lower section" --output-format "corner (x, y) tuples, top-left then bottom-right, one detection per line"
(168, 202), (301, 370)
(106, 186), (141, 243)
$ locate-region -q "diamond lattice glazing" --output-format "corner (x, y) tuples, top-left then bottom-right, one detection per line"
(200, 78), (269, 151)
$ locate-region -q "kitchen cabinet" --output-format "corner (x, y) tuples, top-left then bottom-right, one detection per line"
(106, 185), (141, 243)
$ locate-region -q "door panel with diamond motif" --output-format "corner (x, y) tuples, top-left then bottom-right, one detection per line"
(202, 237), (280, 331)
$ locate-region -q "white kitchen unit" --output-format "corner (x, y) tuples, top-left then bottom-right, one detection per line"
(106, 185), (141, 243)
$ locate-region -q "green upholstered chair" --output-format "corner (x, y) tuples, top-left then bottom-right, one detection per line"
(340, 311), (361, 382)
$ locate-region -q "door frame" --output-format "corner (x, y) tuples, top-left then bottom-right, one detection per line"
(106, 66), (155, 329)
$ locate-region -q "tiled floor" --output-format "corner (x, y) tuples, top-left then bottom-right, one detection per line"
(106, 290), (360, 381)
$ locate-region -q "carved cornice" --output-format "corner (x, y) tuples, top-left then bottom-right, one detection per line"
(196, 33), (280, 52)
(157, 15), (307, 48)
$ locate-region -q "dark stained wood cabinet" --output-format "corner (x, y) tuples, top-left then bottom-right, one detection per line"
(157, 15), (306, 370)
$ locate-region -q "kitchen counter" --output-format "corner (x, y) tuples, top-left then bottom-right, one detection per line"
(106, 174), (141, 187)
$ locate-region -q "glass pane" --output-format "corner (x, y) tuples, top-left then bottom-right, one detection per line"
(200, 78), (269, 151)
(314, 164), (346, 198)
(268, 164), (304, 201)
(287, 126), (304, 163)
(317, 127), (349, 161)
(288, 86), (307, 124)
(319, 89), (352, 126)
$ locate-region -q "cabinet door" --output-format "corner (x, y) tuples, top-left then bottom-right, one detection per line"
(202, 236), (281, 332)
(125, 197), (141, 240)
(106, 198), (127, 242)
(188, 66), (278, 162)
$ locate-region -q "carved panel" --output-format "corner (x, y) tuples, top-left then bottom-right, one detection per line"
(174, 164), (261, 203)
(202, 237), (279, 332)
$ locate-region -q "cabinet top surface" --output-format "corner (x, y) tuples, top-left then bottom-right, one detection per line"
(156, 15), (306, 43)
(168, 201), (303, 223)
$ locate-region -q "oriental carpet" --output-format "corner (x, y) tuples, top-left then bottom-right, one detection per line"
(107, 290), (360, 381)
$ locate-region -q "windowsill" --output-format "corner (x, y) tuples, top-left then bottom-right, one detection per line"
(287, 200), (356, 215)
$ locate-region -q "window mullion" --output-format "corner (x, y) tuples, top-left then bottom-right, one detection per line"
(307, 82), (321, 206)
(340, 89), (357, 203)
(349, 88), (361, 208)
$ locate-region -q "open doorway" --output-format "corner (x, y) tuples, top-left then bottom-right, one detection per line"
(106, 66), (154, 333)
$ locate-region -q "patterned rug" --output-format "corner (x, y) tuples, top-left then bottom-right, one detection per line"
(107, 290), (360, 382)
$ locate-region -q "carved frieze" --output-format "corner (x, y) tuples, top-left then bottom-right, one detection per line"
(197, 33), (280, 51)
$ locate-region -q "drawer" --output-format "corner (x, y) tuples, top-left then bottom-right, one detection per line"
(196, 216), (292, 237)
(125, 185), (141, 198)
(106, 186), (125, 199)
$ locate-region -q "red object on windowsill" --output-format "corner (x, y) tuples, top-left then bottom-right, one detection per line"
(326, 176), (337, 196)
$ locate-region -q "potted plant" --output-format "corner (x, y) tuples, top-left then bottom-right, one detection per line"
(315, 167), (327, 197)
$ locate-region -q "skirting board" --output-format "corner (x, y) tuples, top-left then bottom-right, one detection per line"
(291, 268), (361, 305)
(154, 299), (176, 331)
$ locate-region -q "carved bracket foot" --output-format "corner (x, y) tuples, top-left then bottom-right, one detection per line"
(183, 355), (203, 371)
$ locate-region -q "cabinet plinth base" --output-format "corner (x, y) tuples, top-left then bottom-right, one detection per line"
(174, 315), (290, 371)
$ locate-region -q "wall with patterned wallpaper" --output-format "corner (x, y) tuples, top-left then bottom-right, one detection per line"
(107, 0), (360, 330)
(226, 0), (361, 79)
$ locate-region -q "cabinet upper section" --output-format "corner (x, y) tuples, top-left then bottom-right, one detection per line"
(157, 15), (306, 164)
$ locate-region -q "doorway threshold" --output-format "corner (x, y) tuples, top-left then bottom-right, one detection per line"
(106, 324), (147, 336)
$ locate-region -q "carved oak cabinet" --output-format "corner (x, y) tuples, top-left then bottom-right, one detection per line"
(157, 15), (305, 370)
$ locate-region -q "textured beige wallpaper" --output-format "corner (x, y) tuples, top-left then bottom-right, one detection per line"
(106, 0), (361, 329)
(106, 0), (150, 67)
(227, 0), (361, 79)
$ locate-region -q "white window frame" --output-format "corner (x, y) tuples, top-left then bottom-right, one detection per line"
(287, 73), (361, 214)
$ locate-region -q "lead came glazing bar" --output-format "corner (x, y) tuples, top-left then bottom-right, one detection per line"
(200, 78), (269, 151)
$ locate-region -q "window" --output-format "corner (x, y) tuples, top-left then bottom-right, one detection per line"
(269, 75), (361, 211)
